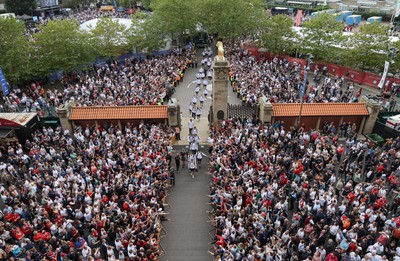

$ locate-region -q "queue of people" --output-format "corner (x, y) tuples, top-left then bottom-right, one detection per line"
(208, 117), (400, 261)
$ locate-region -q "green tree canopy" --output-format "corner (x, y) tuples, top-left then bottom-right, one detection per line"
(90, 16), (129, 58)
(32, 19), (96, 77)
(199, 0), (267, 42)
(5, 0), (36, 15)
(259, 14), (295, 55)
(298, 13), (344, 63)
(341, 22), (390, 73)
(0, 17), (32, 84)
(151, 0), (198, 44)
(126, 12), (167, 53)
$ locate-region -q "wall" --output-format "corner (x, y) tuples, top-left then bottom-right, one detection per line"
(274, 115), (365, 132)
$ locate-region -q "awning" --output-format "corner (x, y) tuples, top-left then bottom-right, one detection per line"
(0, 129), (14, 139)
(0, 113), (38, 127)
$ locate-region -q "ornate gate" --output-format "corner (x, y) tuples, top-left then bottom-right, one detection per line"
(227, 104), (258, 120)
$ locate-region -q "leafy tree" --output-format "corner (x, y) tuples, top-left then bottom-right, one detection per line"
(390, 40), (400, 74)
(260, 14), (296, 55)
(199, 0), (267, 43)
(151, 0), (198, 44)
(126, 12), (167, 53)
(5, 0), (36, 15)
(32, 19), (96, 77)
(341, 22), (390, 73)
(90, 16), (129, 58)
(0, 17), (32, 84)
(297, 13), (344, 63)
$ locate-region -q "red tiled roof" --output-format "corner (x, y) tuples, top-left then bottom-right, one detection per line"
(69, 106), (168, 120)
(272, 103), (369, 117)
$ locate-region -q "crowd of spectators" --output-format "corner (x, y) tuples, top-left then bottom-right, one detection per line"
(208, 117), (400, 261)
(0, 121), (175, 260)
(227, 44), (361, 106)
(2, 47), (195, 115)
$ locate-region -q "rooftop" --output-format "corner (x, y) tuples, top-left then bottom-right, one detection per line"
(272, 102), (369, 117)
(69, 106), (168, 120)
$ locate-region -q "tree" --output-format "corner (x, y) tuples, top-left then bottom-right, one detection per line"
(297, 13), (344, 63)
(32, 19), (96, 77)
(5, 0), (36, 15)
(0, 17), (32, 84)
(341, 22), (390, 73)
(126, 12), (167, 53)
(90, 16), (129, 58)
(260, 14), (296, 55)
(199, 0), (267, 43)
(151, 0), (198, 44)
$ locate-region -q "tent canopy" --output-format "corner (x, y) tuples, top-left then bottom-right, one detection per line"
(0, 113), (37, 128)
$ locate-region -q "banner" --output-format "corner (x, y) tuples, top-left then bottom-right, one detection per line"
(296, 10), (303, 27)
(378, 61), (390, 89)
(301, 70), (307, 97)
(396, 0), (400, 17)
(0, 68), (9, 96)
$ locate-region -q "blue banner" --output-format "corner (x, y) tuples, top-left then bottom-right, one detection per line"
(301, 70), (307, 97)
(114, 0), (117, 7)
(0, 68), (10, 96)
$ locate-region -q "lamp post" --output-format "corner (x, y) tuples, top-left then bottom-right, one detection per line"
(379, 5), (400, 94)
(298, 54), (313, 127)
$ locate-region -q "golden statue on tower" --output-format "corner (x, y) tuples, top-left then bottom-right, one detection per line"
(216, 40), (224, 60)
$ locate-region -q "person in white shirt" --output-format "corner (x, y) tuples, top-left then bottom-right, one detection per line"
(82, 245), (92, 260)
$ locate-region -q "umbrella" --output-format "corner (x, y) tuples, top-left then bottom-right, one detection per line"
(20, 14), (33, 20)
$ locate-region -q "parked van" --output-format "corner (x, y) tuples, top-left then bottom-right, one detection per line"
(386, 114), (400, 130)
(99, 5), (115, 12)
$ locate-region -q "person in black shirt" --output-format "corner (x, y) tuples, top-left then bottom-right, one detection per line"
(175, 154), (181, 171)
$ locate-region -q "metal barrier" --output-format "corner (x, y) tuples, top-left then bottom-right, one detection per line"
(227, 104), (258, 119)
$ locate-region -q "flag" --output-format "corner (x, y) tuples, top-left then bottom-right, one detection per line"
(301, 70), (307, 97)
(296, 10), (303, 27)
(378, 61), (390, 89)
(114, 0), (117, 7)
(0, 68), (9, 96)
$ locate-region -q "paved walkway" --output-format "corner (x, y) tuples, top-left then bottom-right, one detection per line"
(160, 146), (213, 261)
(160, 50), (215, 260)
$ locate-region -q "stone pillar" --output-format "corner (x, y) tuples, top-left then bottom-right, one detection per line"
(258, 96), (273, 123)
(360, 96), (380, 134)
(56, 99), (74, 133)
(212, 58), (230, 124)
(167, 98), (180, 127)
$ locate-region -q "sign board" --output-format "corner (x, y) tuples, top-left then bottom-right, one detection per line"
(40, 0), (59, 7)
(396, 0), (400, 17)
(0, 68), (10, 96)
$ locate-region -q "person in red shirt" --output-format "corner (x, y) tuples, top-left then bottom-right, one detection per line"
(325, 252), (338, 261)
(11, 227), (24, 241)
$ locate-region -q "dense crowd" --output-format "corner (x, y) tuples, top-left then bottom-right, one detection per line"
(227, 44), (361, 106)
(0, 122), (175, 260)
(208, 118), (400, 260)
(2, 47), (195, 115)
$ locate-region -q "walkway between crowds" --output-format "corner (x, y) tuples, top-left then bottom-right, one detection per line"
(160, 50), (214, 260)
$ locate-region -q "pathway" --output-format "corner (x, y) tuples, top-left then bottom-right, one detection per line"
(160, 50), (215, 261)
